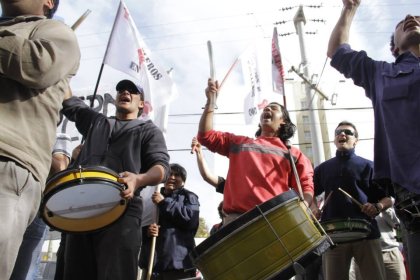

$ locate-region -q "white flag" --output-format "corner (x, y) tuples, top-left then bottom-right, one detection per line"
(103, 1), (176, 126)
(240, 45), (268, 125)
(272, 27), (285, 95)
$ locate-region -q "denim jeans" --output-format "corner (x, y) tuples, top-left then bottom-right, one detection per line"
(10, 216), (48, 280)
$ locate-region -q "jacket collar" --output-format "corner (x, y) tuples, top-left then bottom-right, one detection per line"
(336, 148), (355, 159)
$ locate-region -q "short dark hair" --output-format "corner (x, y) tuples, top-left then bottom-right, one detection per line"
(47, 0), (59, 19)
(390, 33), (398, 58)
(255, 102), (296, 142)
(170, 163), (187, 182)
(336, 121), (359, 138)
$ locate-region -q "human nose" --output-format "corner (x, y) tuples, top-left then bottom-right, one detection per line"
(117, 90), (130, 95)
(404, 14), (416, 22)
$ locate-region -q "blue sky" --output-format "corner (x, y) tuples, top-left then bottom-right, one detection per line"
(53, 0), (418, 228)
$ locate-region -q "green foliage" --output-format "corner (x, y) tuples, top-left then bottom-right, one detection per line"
(195, 217), (210, 238)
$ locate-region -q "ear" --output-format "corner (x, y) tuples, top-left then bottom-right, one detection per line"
(138, 100), (145, 110)
(353, 138), (359, 147)
(45, 0), (54, 10)
(392, 47), (400, 58)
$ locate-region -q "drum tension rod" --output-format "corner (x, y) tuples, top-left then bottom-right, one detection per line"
(78, 165), (84, 182)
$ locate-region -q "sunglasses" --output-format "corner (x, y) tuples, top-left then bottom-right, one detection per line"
(335, 129), (355, 136)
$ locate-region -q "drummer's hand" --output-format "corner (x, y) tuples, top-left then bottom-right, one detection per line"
(361, 202), (378, 218)
(311, 207), (322, 220)
(151, 191), (164, 204)
(118, 171), (139, 199)
(205, 78), (219, 103)
(190, 137), (202, 154)
(148, 223), (159, 237)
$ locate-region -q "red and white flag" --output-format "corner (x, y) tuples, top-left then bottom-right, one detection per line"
(272, 27), (285, 95)
(103, 1), (176, 128)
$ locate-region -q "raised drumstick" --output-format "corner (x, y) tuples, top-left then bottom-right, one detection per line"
(338, 187), (363, 208)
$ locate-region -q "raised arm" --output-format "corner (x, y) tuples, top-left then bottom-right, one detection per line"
(198, 78), (219, 133)
(191, 137), (219, 187)
(327, 0), (361, 58)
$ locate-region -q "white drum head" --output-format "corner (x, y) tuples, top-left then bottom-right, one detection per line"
(46, 182), (122, 219)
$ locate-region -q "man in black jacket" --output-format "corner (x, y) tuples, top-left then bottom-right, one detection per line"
(139, 163), (200, 280)
(58, 79), (170, 280)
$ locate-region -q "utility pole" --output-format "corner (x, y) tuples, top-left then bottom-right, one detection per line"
(293, 5), (325, 166)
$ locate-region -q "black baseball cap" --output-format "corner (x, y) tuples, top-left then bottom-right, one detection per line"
(116, 79), (144, 96)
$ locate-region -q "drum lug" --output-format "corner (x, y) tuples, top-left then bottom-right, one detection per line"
(47, 211), (54, 218)
(120, 199), (126, 205)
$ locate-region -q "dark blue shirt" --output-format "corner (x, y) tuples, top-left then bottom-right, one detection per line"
(331, 44), (420, 194)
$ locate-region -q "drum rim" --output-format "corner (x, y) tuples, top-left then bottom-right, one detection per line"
(46, 166), (120, 184)
(192, 190), (299, 256)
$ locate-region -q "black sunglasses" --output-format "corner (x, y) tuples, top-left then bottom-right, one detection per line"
(335, 129), (355, 136)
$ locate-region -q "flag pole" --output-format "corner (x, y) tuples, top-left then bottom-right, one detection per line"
(146, 185), (160, 280)
(218, 56), (239, 92)
(90, 1), (123, 108)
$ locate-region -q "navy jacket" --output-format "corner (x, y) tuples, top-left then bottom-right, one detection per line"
(314, 149), (387, 239)
(139, 186), (200, 272)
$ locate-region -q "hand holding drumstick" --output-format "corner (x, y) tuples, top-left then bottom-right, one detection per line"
(338, 187), (380, 218)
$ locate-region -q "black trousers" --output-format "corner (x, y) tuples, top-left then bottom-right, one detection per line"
(393, 183), (420, 280)
(61, 215), (142, 280)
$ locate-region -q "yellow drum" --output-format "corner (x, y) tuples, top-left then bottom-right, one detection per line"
(190, 190), (330, 280)
(41, 166), (127, 233)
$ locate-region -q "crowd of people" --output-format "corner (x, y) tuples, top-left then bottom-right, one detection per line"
(0, 0), (418, 279)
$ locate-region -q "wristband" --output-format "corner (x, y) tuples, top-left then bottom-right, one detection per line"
(52, 133), (72, 158)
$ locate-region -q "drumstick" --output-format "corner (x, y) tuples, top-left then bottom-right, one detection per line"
(338, 187), (363, 208)
(207, 40), (215, 80)
(71, 9), (91, 31)
(207, 40), (218, 109)
(319, 190), (333, 213)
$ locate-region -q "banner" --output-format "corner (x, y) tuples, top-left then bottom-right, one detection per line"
(272, 27), (285, 95)
(103, 0), (176, 125)
(240, 45), (266, 125)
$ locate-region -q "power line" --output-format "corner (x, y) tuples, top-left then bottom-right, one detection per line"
(167, 137), (374, 152)
(165, 106), (373, 118)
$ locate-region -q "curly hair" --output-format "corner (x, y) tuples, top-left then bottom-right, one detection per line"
(255, 102), (296, 142)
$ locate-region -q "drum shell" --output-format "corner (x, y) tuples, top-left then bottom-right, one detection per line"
(191, 190), (329, 280)
(41, 166), (127, 233)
